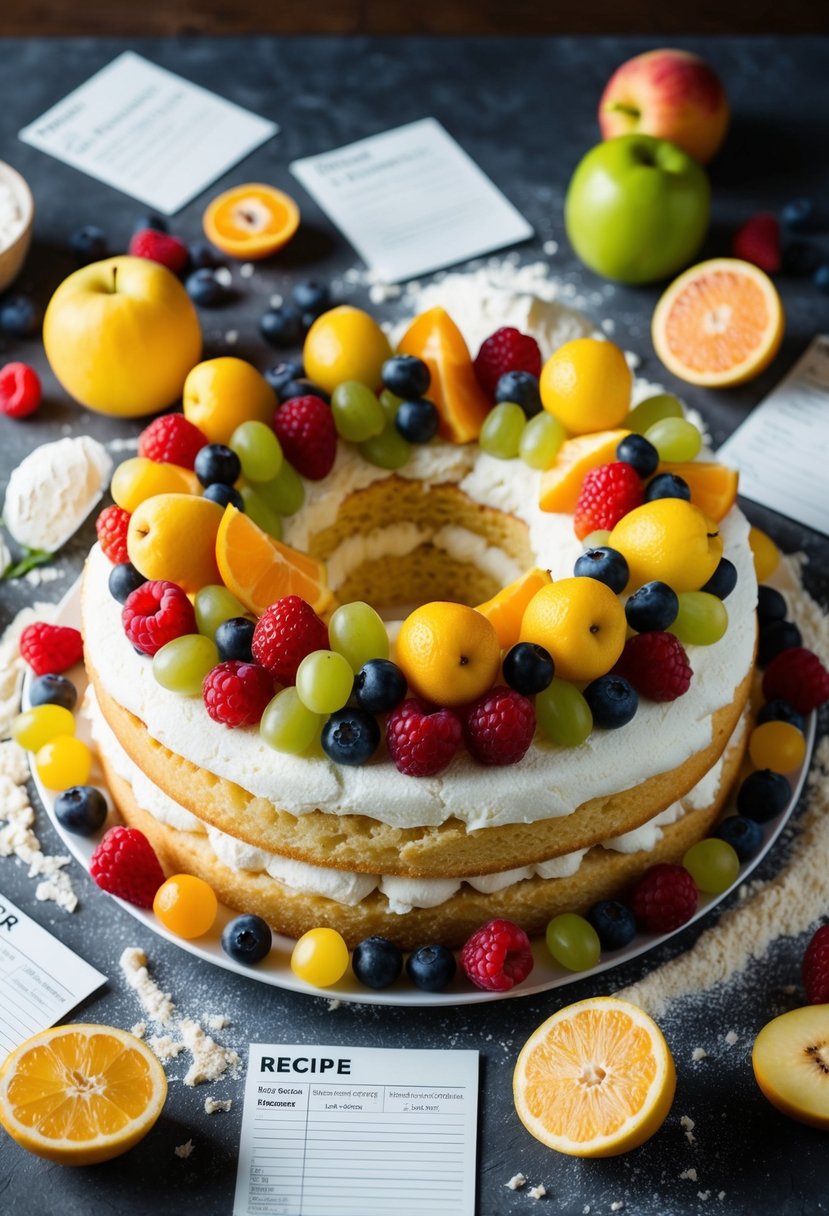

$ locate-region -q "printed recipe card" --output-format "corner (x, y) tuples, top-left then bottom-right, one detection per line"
(234, 1043), (479, 1215)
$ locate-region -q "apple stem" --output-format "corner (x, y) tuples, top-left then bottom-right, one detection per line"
(111, 265), (118, 293)
(609, 102), (641, 120)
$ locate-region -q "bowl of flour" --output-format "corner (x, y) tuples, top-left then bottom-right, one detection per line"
(0, 161), (34, 293)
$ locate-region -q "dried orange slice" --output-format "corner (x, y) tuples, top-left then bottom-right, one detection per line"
(0, 1023), (167, 1165)
(476, 567), (552, 649)
(538, 429), (630, 514)
(513, 997), (676, 1158)
(657, 460), (739, 521)
(203, 183), (300, 260)
(652, 257), (784, 387)
(216, 504), (334, 617)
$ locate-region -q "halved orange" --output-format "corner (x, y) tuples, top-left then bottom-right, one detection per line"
(657, 460), (739, 521)
(538, 428), (630, 514)
(203, 183), (300, 260)
(216, 504), (334, 618)
(396, 307), (491, 444)
(652, 257), (784, 387)
(513, 997), (676, 1158)
(476, 567), (552, 649)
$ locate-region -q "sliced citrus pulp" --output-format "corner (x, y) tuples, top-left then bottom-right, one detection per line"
(476, 567), (552, 649)
(396, 307), (491, 444)
(538, 429), (630, 514)
(216, 504), (334, 617)
(0, 1023), (167, 1165)
(513, 996), (676, 1157)
(657, 460), (739, 522)
(203, 183), (300, 260)
(652, 257), (784, 387)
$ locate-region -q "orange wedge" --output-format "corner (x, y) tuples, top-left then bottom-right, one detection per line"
(203, 183), (300, 260)
(216, 505), (335, 617)
(396, 307), (491, 444)
(538, 429), (630, 513)
(657, 460), (739, 521)
(476, 567), (552, 649)
(652, 258), (784, 387)
(513, 997), (676, 1158)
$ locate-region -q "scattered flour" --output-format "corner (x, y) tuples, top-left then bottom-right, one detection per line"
(120, 947), (176, 1026)
(131, 1021), (147, 1039)
(610, 1204), (624, 1212)
(204, 1013), (230, 1031)
(505, 1173), (526, 1190)
(698, 1191), (711, 1201)
(327, 998), (342, 1011)
(680, 1115), (696, 1145)
(214, 266), (233, 288)
(528, 1183), (547, 1199)
(204, 1096), (232, 1115)
(174, 1139), (194, 1159)
(724, 1031), (738, 1047)
(149, 1034), (185, 1062)
(680, 1168), (698, 1182)
(239, 263), (255, 280)
(691, 1047), (708, 1062)
(180, 1018), (240, 1087)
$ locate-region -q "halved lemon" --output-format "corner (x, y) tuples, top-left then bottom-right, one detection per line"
(513, 996), (676, 1157)
(652, 257), (784, 387)
(0, 1023), (167, 1165)
(203, 183), (300, 260)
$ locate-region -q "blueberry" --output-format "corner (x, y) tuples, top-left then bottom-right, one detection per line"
(644, 472), (691, 503)
(186, 268), (230, 308)
(195, 443), (241, 487)
(0, 294), (40, 338)
(587, 900), (636, 951)
(215, 617), (255, 662)
(494, 370), (542, 417)
(133, 214), (167, 234)
(814, 265), (829, 295)
(757, 620), (802, 667)
(291, 280), (332, 319)
(278, 378), (330, 404)
(757, 585), (787, 627)
(781, 198), (815, 232)
(757, 698), (806, 732)
(382, 355), (431, 399)
(28, 673), (78, 710)
(736, 769), (791, 823)
(583, 675), (638, 729)
(204, 483), (244, 509)
(624, 581), (679, 633)
(265, 360), (305, 394)
(54, 785), (108, 836)
(502, 642), (555, 696)
(108, 562), (147, 603)
(714, 815), (763, 862)
(352, 936), (403, 989)
(701, 557), (738, 600)
(616, 434), (659, 478)
(70, 224), (108, 264)
(574, 546), (629, 594)
(188, 240), (224, 270)
(221, 913), (272, 965)
(322, 709), (381, 765)
(354, 660), (407, 714)
(260, 305), (303, 348)
(395, 398), (439, 444)
(406, 943), (457, 992)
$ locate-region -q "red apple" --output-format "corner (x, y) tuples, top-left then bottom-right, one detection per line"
(599, 49), (729, 165)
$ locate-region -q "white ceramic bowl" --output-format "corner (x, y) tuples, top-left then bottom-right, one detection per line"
(0, 161), (34, 293)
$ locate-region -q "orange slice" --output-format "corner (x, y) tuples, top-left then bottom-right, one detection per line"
(538, 429), (630, 514)
(396, 307), (491, 444)
(216, 505), (334, 618)
(513, 997), (676, 1158)
(203, 183), (300, 260)
(476, 568), (553, 650)
(0, 1023), (167, 1165)
(657, 460), (739, 521)
(652, 257), (784, 387)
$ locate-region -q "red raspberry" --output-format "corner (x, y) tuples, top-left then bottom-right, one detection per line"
(138, 414), (207, 469)
(386, 699), (462, 778)
(95, 504), (131, 564)
(613, 632), (693, 702)
(803, 924), (829, 1004)
(0, 361), (41, 418)
(202, 660), (273, 727)
(573, 461), (644, 541)
(122, 580), (196, 656)
(273, 395), (337, 481)
(630, 863), (698, 934)
(90, 826), (165, 909)
(128, 228), (189, 274)
(463, 686), (535, 765)
(732, 213), (781, 274)
(762, 647), (829, 714)
(460, 918), (534, 992)
(19, 622), (83, 675)
(473, 327), (542, 399)
(251, 596), (329, 685)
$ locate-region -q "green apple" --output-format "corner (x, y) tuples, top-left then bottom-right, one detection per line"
(564, 135), (710, 284)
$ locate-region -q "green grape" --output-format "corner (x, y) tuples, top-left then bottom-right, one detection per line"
(479, 402), (526, 459)
(545, 913), (601, 972)
(260, 687), (322, 755)
(230, 420), (283, 482)
(250, 460), (305, 516)
(670, 592), (728, 646)
(682, 838), (739, 894)
(519, 412), (566, 470)
(645, 416), (702, 462)
(536, 679), (593, 746)
(331, 381), (385, 442)
(359, 425), (411, 470)
(582, 529), (611, 551)
(195, 585), (248, 640)
(12, 705), (76, 752)
(295, 650), (354, 715)
(379, 388), (403, 424)
(153, 634), (219, 695)
(624, 393), (684, 435)
(329, 601), (389, 671)
(240, 486), (283, 540)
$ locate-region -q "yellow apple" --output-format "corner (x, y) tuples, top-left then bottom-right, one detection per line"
(182, 357), (277, 446)
(127, 493), (224, 592)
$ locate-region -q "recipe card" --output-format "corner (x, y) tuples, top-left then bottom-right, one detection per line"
(234, 1043), (479, 1216)
(718, 335), (829, 536)
(19, 51), (278, 214)
(291, 117), (533, 282)
(0, 892), (105, 1059)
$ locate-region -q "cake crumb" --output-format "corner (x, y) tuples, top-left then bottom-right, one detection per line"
(180, 1018), (240, 1087)
(718, 1192), (726, 1201)
(610, 1203), (624, 1212)
(691, 1047), (708, 1062)
(698, 1191), (711, 1201)
(203, 1013), (230, 1031)
(724, 1031), (738, 1046)
(148, 1034), (185, 1062)
(680, 1115), (696, 1145)
(119, 947), (175, 1026)
(214, 266), (233, 287)
(131, 1022), (146, 1039)
(505, 1173), (526, 1190)
(327, 998), (342, 1011)
(204, 1096), (232, 1115)
(543, 239), (559, 255)
(528, 1183), (547, 1199)
(174, 1139), (194, 1159)
(680, 1168), (698, 1182)
(239, 263), (255, 279)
